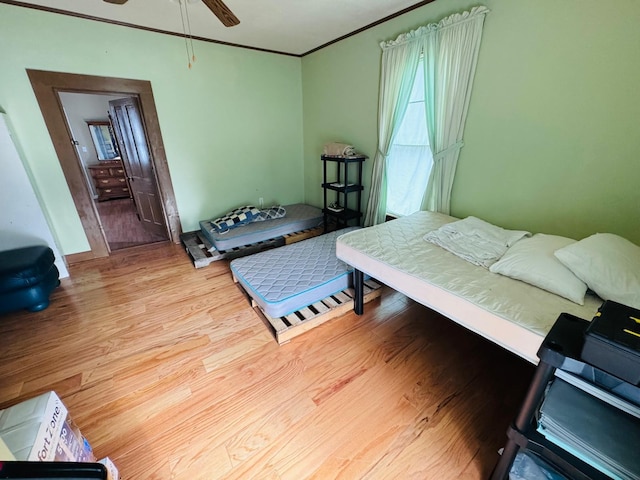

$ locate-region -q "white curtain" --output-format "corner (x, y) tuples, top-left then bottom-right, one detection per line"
(363, 36), (422, 226)
(365, 6), (488, 224)
(422, 6), (488, 213)
(385, 60), (433, 217)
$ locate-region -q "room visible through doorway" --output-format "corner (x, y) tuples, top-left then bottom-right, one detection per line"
(96, 198), (166, 250)
(59, 90), (168, 252)
(27, 69), (181, 261)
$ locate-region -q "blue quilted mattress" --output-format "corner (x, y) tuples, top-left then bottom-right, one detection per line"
(200, 203), (323, 252)
(230, 227), (359, 318)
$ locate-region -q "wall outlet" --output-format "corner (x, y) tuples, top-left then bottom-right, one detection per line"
(259, 197), (264, 208)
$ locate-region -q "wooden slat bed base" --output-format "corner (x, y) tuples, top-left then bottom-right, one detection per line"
(283, 225), (324, 244)
(234, 277), (383, 344)
(180, 226), (324, 268)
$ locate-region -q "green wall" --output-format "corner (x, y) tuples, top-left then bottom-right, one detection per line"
(302, 0), (640, 245)
(2, 1), (639, 256)
(0, 4), (303, 254)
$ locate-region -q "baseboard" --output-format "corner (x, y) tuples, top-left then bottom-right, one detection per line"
(65, 250), (98, 265)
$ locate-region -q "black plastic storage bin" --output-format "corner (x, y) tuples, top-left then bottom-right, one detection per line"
(581, 300), (640, 385)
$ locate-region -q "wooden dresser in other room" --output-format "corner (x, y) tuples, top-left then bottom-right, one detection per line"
(87, 159), (130, 201)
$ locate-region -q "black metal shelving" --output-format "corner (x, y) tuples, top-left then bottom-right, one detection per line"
(491, 313), (640, 480)
(321, 154), (366, 232)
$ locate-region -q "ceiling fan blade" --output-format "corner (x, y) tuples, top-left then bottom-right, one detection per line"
(103, 0), (129, 4)
(201, 0), (240, 27)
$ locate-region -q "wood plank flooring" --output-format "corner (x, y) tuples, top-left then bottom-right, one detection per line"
(96, 198), (167, 250)
(0, 242), (534, 479)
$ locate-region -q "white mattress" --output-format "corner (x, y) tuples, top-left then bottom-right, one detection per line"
(230, 227), (359, 318)
(200, 203), (323, 252)
(336, 211), (602, 364)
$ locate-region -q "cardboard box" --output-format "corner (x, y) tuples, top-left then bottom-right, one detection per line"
(0, 437), (16, 461)
(99, 457), (120, 480)
(0, 391), (95, 462)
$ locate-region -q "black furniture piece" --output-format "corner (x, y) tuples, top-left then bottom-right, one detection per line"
(0, 245), (60, 315)
(491, 313), (640, 480)
(321, 154), (366, 232)
(0, 461), (107, 479)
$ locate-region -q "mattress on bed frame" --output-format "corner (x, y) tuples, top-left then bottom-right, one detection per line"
(230, 227), (359, 318)
(336, 212), (602, 364)
(200, 203), (323, 252)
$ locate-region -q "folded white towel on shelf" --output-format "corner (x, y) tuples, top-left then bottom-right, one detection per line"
(423, 216), (531, 268)
(323, 142), (356, 157)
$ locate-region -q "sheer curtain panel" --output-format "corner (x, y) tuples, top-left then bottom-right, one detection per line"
(385, 59), (433, 217)
(365, 6), (488, 224)
(363, 37), (421, 226)
(422, 6), (488, 214)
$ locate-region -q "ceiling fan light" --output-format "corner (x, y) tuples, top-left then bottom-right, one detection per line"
(103, 0), (129, 5)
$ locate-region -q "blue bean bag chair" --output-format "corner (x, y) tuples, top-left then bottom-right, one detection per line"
(0, 245), (60, 315)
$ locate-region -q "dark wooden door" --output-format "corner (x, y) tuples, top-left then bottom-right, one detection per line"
(109, 97), (168, 239)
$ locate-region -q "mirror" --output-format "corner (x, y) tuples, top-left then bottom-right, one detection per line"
(87, 121), (120, 161)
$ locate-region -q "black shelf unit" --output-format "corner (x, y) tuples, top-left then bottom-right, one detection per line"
(491, 313), (640, 480)
(321, 154), (366, 232)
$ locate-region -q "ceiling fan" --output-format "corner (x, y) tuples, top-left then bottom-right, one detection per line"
(103, 0), (240, 27)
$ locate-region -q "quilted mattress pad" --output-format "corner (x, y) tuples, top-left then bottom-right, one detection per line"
(230, 227), (359, 318)
(336, 211), (603, 363)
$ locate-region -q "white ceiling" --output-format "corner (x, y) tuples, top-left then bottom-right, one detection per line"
(11, 0), (429, 56)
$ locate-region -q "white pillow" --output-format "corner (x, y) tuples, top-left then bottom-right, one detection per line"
(554, 233), (640, 309)
(490, 234), (588, 304)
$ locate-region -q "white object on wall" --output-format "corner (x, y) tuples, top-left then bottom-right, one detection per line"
(0, 112), (69, 278)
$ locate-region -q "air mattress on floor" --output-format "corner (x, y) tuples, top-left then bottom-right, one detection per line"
(230, 227), (359, 318)
(199, 203), (323, 252)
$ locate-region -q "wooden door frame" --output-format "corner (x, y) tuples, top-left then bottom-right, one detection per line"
(27, 69), (181, 260)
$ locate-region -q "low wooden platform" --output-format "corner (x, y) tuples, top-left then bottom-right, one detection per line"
(180, 226), (324, 268)
(237, 278), (383, 345)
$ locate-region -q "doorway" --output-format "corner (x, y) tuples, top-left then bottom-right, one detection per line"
(27, 70), (181, 261)
(59, 91), (168, 251)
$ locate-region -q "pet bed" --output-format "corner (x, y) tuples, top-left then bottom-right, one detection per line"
(230, 227), (359, 319)
(200, 203), (323, 252)
(336, 211), (603, 364)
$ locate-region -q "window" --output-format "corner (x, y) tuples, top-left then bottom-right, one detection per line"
(385, 58), (433, 217)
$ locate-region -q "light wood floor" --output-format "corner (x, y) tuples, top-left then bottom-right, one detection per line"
(0, 242), (534, 479)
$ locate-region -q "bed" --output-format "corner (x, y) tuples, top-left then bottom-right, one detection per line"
(199, 203), (323, 252)
(230, 227), (359, 318)
(336, 211), (603, 364)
